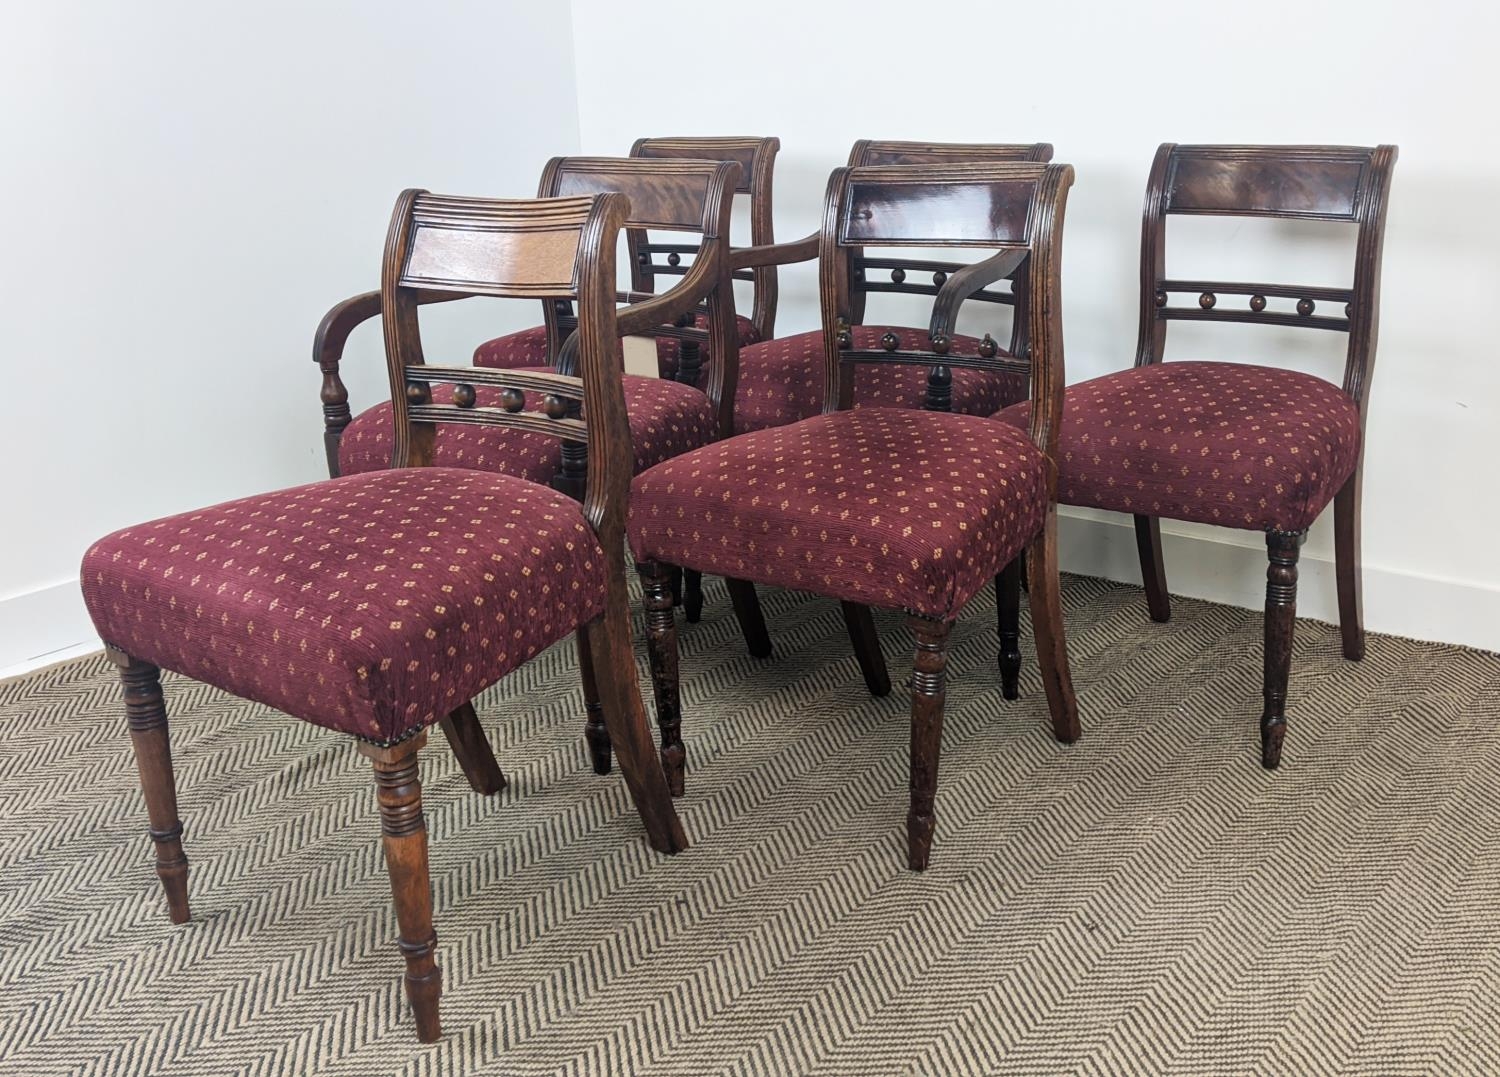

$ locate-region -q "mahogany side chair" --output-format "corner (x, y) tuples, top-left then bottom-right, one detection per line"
(995, 143), (1397, 768)
(728, 140), (1054, 438)
(718, 141), (1055, 678)
(322, 157), (743, 775)
(80, 190), (686, 1043)
(628, 162), (1082, 870)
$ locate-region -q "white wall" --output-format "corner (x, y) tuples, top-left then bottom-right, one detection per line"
(0, 0), (581, 674)
(6, 1), (1497, 676)
(572, 0), (1500, 650)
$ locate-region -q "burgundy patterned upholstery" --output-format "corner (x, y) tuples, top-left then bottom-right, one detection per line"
(80, 468), (607, 744)
(338, 370), (717, 481)
(629, 408), (1048, 620)
(473, 313), (760, 382)
(994, 361), (1361, 531)
(733, 326), (1025, 435)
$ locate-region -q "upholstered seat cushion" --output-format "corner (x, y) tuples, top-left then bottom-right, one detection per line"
(81, 468), (607, 744)
(994, 361), (1361, 532)
(474, 313), (759, 382)
(629, 408), (1048, 620)
(338, 369), (717, 481)
(733, 326), (1025, 435)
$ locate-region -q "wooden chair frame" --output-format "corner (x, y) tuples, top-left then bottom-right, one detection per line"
(1123, 142), (1397, 767)
(637, 162), (1080, 870)
(108, 190), (687, 1043)
(721, 140), (1056, 663)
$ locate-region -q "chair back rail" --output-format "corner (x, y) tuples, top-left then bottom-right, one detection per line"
(531, 156), (742, 436)
(818, 162), (1074, 466)
(380, 191), (633, 543)
(629, 136), (781, 340)
(536, 156), (738, 346)
(1135, 143), (1398, 412)
(842, 141), (1053, 331)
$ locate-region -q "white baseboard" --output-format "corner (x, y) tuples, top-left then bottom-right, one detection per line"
(1055, 510), (1500, 653)
(2, 524), (1494, 680)
(0, 580), (100, 680)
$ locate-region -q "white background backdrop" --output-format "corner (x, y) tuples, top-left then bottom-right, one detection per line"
(0, 1), (581, 674)
(569, 0), (1500, 651)
(4, 0), (1498, 673)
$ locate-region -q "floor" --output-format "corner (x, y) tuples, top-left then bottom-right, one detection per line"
(1, 575), (1496, 1075)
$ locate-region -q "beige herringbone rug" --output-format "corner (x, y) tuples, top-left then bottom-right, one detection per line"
(2, 575), (1497, 1076)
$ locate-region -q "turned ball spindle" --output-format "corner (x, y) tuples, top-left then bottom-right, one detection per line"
(1154, 290), (1168, 308)
(891, 267), (906, 284)
(1250, 294), (1267, 312)
(451, 383), (476, 409)
(1199, 292), (1217, 309)
(499, 387), (525, 413)
(542, 394), (568, 420)
(835, 319), (853, 349)
(930, 334), (950, 356)
(1297, 298), (1316, 316)
(932, 271), (947, 287)
(667, 252), (681, 267)
(978, 334), (998, 359)
(881, 331), (899, 352)
(406, 381), (431, 406)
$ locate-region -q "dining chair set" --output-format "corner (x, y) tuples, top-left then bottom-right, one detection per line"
(79, 137), (1396, 1041)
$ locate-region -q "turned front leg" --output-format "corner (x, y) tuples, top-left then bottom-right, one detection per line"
(1261, 530), (1305, 769)
(639, 562), (686, 797)
(907, 617), (953, 872)
(995, 558), (1023, 701)
(576, 631), (613, 775)
(359, 733), (442, 1043)
(113, 650), (191, 924)
(676, 336), (703, 389)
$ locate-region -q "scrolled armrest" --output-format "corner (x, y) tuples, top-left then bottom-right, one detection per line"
(312, 288), (466, 477)
(728, 232), (818, 271)
(313, 290), (381, 370)
(313, 288), (466, 370)
(555, 244), (725, 378)
(614, 244), (723, 339)
(927, 250), (1028, 341)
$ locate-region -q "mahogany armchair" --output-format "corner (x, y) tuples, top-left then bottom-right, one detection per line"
(80, 191), (686, 1041)
(335, 157), (743, 482)
(628, 162), (1082, 870)
(996, 143), (1398, 768)
(729, 140), (1054, 437)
